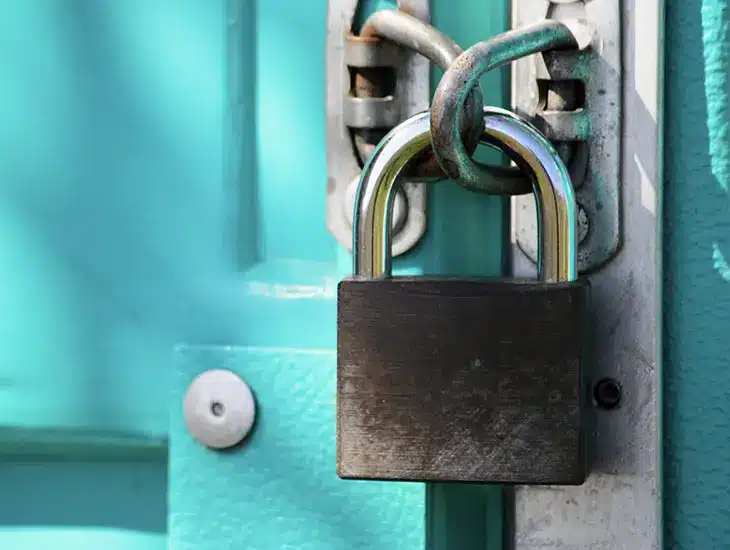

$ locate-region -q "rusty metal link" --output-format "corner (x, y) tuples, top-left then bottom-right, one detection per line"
(347, 9), (553, 189)
(359, 10), (484, 155)
(429, 19), (595, 194)
(349, 10), (591, 195)
(347, 10), (482, 180)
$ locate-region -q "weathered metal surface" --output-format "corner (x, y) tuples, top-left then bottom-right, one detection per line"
(339, 101), (591, 485)
(336, 277), (592, 485)
(326, 0), (430, 257)
(343, 94), (402, 128)
(345, 34), (402, 67)
(353, 9), (549, 192)
(360, 9), (483, 157)
(351, 108), (579, 282)
(429, 19), (593, 195)
(512, 0), (623, 274)
(510, 0), (662, 547)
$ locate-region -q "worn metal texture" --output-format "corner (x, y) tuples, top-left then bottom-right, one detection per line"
(343, 94), (402, 128)
(512, 0), (622, 274)
(326, 0), (430, 257)
(510, 0), (662, 547)
(359, 9), (484, 159)
(351, 109), (579, 283)
(337, 277), (592, 485)
(429, 19), (590, 195)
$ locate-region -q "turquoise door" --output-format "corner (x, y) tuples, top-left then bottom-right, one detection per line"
(0, 1), (726, 549)
(664, 0), (730, 547)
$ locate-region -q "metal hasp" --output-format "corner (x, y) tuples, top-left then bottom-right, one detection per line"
(510, 1), (662, 548)
(326, 1), (430, 257)
(511, 0), (622, 273)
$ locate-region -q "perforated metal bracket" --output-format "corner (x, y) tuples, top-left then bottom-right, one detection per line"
(512, 0), (622, 274)
(325, 0), (430, 256)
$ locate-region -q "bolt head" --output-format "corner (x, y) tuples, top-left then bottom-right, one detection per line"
(184, 369), (256, 449)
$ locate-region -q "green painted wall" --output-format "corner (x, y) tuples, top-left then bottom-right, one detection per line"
(664, 0), (730, 547)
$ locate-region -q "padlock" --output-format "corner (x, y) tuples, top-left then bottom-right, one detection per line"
(336, 107), (592, 485)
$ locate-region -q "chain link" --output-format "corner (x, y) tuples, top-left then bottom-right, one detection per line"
(429, 19), (595, 193)
(349, 10), (483, 180)
(350, 10), (592, 195)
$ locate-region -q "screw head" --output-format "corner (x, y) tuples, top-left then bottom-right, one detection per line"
(184, 369), (256, 449)
(594, 377), (622, 410)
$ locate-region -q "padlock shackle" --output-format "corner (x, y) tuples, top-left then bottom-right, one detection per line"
(352, 107), (577, 282)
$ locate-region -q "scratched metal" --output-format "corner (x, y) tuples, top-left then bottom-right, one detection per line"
(337, 277), (592, 485)
(325, 0), (430, 257)
(512, 0), (623, 274)
(509, 0), (662, 547)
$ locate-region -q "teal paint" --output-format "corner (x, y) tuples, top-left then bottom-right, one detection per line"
(713, 243), (730, 281)
(0, 1), (226, 548)
(0, 531), (164, 550)
(426, 484), (503, 550)
(0, 0), (507, 549)
(0, 0), (228, 447)
(171, 347), (424, 550)
(665, 0), (730, 546)
(170, 0), (508, 548)
(700, 1), (730, 194)
(700, 1), (730, 285)
(0, 460), (166, 550)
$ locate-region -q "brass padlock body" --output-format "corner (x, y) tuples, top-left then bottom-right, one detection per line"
(337, 277), (592, 485)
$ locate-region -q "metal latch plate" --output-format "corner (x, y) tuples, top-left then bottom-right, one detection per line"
(510, 2), (662, 549)
(325, 0), (430, 256)
(512, 0), (622, 274)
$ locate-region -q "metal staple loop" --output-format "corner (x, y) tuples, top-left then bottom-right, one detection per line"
(429, 19), (596, 194)
(354, 11), (590, 194)
(353, 10), (535, 190)
(359, 9), (483, 154)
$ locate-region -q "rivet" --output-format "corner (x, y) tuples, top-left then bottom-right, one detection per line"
(184, 369), (256, 449)
(594, 377), (622, 410)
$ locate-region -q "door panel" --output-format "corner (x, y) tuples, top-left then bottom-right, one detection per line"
(0, 1), (508, 549)
(664, 0), (730, 547)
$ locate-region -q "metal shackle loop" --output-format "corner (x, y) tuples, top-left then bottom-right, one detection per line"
(353, 107), (577, 282)
(429, 19), (595, 193)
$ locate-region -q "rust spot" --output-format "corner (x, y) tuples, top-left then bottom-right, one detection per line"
(346, 30), (380, 43)
(353, 68), (392, 97)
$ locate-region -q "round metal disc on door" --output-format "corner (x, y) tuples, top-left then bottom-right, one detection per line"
(184, 369), (256, 450)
